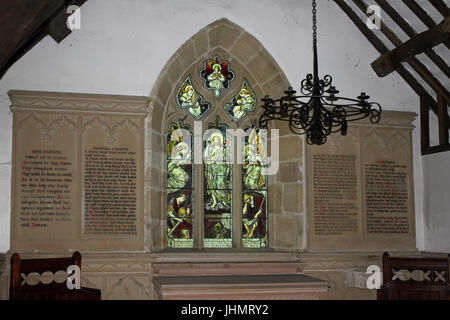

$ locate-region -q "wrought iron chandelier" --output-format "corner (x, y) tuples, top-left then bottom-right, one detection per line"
(259, 0), (381, 145)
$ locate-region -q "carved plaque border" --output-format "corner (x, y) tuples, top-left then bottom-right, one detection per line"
(305, 111), (417, 251)
(9, 90), (150, 252)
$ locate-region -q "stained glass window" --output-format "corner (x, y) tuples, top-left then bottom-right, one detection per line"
(200, 56), (234, 98)
(166, 121), (194, 248)
(242, 127), (268, 248)
(176, 76), (210, 120)
(203, 117), (233, 248)
(225, 80), (256, 122)
(169, 58), (269, 249)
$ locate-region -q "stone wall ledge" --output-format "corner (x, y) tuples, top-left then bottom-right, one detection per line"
(8, 90), (150, 115)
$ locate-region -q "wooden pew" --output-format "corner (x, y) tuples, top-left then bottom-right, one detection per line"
(378, 251), (450, 300)
(10, 251), (101, 300)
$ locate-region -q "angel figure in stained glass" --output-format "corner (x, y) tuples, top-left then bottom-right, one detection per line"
(243, 128), (266, 190)
(200, 56), (234, 98)
(232, 88), (255, 120)
(177, 77), (210, 120)
(167, 127), (191, 192)
(179, 85), (203, 119)
(225, 81), (256, 122)
(207, 64), (226, 97)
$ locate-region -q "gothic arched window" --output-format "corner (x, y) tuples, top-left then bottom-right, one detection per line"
(166, 55), (268, 249)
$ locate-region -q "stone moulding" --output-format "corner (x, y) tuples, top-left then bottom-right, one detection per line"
(8, 90), (151, 115)
(349, 110), (417, 129)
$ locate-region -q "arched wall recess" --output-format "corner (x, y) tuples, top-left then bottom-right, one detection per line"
(146, 18), (305, 252)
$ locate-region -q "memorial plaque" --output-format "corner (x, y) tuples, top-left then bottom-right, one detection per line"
(307, 128), (362, 249)
(81, 115), (143, 240)
(313, 154), (359, 236)
(83, 146), (137, 235)
(306, 112), (416, 251)
(365, 161), (409, 234)
(361, 127), (415, 240)
(13, 112), (78, 241)
(9, 90), (149, 252)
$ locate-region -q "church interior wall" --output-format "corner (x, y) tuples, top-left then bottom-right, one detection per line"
(0, 0), (447, 300)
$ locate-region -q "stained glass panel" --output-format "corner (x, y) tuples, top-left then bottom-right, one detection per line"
(225, 80), (256, 122)
(200, 55), (234, 98)
(242, 127), (268, 248)
(176, 76), (210, 120)
(166, 121), (194, 248)
(203, 118), (233, 248)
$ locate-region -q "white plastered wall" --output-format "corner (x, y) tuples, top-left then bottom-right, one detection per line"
(0, 0), (431, 253)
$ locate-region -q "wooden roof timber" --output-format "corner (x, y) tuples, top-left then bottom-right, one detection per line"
(352, 0), (450, 104)
(0, 0), (87, 80)
(429, 0), (450, 17)
(374, 0), (450, 79)
(334, 0), (450, 128)
(372, 16), (449, 78)
(401, 0), (450, 49)
(437, 95), (449, 145)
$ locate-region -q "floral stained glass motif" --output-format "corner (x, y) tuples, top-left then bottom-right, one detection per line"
(176, 76), (210, 120)
(225, 80), (256, 122)
(242, 127), (268, 248)
(166, 121), (194, 248)
(203, 117), (233, 248)
(200, 56), (234, 98)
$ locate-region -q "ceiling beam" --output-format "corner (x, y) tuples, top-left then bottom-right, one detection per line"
(47, 6), (73, 43)
(334, 0), (450, 127)
(0, 0), (88, 80)
(437, 94), (449, 145)
(429, 0), (449, 17)
(352, 0), (450, 104)
(375, 0), (450, 79)
(372, 16), (450, 77)
(401, 0), (450, 49)
(420, 97), (430, 153)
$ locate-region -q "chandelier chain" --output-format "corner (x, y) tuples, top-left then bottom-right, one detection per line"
(312, 0), (317, 46)
(258, 0), (382, 145)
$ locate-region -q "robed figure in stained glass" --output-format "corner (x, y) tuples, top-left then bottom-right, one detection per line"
(242, 193), (266, 238)
(204, 132), (231, 209)
(167, 193), (192, 239)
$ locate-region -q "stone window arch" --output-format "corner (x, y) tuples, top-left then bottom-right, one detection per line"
(147, 18), (303, 252)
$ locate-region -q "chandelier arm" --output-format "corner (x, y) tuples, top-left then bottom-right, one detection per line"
(288, 105), (313, 131)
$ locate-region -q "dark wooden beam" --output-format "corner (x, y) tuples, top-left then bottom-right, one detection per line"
(422, 144), (450, 155)
(48, 0), (87, 43)
(372, 16), (450, 77)
(420, 97), (430, 154)
(437, 94), (449, 145)
(352, 0), (450, 104)
(401, 0), (450, 49)
(334, 0), (449, 127)
(0, 0), (88, 79)
(375, 0), (450, 79)
(47, 7), (72, 43)
(0, 0), (63, 79)
(429, 0), (449, 17)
